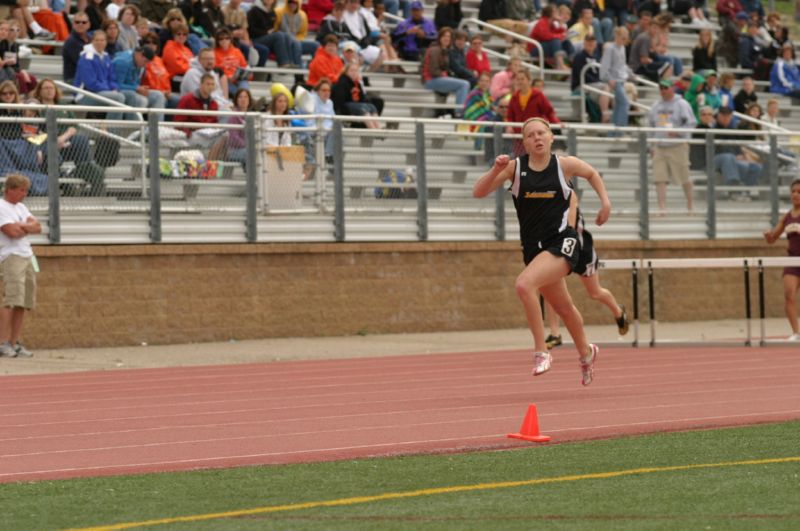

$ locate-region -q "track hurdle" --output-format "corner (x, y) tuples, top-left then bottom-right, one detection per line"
(755, 257), (800, 346)
(642, 258), (754, 347)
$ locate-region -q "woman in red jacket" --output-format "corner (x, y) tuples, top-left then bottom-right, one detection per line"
(305, 0), (333, 31)
(529, 4), (572, 71)
(465, 33), (491, 77)
(506, 70), (559, 156)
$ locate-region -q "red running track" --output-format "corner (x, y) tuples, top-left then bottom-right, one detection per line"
(2, 346), (800, 483)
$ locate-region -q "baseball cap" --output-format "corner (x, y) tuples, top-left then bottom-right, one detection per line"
(410, 1), (423, 10)
(136, 47), (155, 61)
(735, 11), (749, 20)
(658, 79), (673, 89)
(625, 15), (638, 24)
(702, 69), (717, 78)
(342, 41), (359, 53)
(717, 106), (733, 115)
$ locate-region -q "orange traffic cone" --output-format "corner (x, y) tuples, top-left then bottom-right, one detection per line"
(507, 403), (551, 442)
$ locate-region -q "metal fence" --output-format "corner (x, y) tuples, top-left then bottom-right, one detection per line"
(0, 103), (797, 244)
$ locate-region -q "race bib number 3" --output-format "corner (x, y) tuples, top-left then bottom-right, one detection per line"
(561, 238), (577, 257)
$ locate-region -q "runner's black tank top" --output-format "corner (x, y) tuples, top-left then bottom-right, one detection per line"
(511, 153), (574, 250)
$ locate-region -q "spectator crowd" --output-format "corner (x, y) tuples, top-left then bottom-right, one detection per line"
(0, 0), (796, 195)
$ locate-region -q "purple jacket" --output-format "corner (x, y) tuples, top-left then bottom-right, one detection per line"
(391, 16), (437, 56)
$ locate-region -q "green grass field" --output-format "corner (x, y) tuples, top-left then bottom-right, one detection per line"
(2, 421), (799, 530)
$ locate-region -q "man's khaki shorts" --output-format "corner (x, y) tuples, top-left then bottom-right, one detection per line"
(653, 143), (690, 185)
(2, 254), (37, 310)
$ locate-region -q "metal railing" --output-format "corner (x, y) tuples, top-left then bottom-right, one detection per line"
(458, 17), (544, 79)
(0, 103), (797, 245)
(578, 68), (792, 134)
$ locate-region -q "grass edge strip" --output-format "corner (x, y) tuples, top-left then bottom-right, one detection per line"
(67, 455), (800, 531)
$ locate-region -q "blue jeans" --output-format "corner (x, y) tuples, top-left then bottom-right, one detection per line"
(603, 8), (628, 27)
(253, 32), (294, 66)
(611, 81), (629, 132)
(61, 133), (91, 163)
(41, 133), (91, 168)
(655, 53), (683, 77)
(289, 38), (320, 68)
(425, 76), (470, 112)
(713, 153), (762, 185)
(238, 42), (271, 67)
(344, 101), (378, 115)
(534, 39), (574, 61)
(227, 147), (247, 170)
(122, 89), (167, 120)
(383, 0), (410, 17)
(82, 90), (126, 122)
(591, 18), (614, 45)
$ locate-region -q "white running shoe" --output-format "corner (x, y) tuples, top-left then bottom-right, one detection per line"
(580, 344), (599, 386)
(788, 333), (800, 341)
(532, 351), (552, 376)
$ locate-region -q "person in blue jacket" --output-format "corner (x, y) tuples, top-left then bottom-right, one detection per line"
(770, 42), (800, 101)
(112, 46), (167, 112)
(73, 30), (126, 122)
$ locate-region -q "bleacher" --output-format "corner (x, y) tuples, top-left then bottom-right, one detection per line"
(12, 0), (800, 244)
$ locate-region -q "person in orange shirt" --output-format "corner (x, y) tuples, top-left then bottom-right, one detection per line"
(162, 23), (195, 92)
(213, 27), (249, 96)
(140, 32), (180, 108)
(307, 34), (343, 86)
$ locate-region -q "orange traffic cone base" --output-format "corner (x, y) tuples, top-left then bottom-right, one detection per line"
(506, 403), (550, 443)
(507, 432), (551, 442)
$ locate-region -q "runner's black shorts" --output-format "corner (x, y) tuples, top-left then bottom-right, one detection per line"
(573, 229), (599, 277)
(522, 226), (581, 272)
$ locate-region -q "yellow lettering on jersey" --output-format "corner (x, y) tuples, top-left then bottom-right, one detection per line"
(524, 191), (556, 199)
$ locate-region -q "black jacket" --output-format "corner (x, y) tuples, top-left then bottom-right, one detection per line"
(316, 17), (356, 44)
(478, 0), (507, 21)
(435, 4), (463, 30)
(246, 4), (277, 40)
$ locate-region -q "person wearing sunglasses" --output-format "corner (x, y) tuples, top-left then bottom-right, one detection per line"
(213, 27), (248, 95)
(158, 8), (204, 55)
(0, 81), (22, 141)
(61, 14), (92, 83)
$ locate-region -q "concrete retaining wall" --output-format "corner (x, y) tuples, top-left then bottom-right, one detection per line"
(27, 240), (788, 348)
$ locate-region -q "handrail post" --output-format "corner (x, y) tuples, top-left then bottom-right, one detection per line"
(705, 130), (716, 239)
(45, 108), (60, 243)
(743, 259), (752, 347)
(566, 127), (579, 194)
(768, 133), (779, 227)
(648, 261), (656, 347)
(758, 259), (766, 346)
(148, 111), (161, 243)
(493, 125), (505, 240)
(638, 131), (649, 240)
(415, 122), (428, 241)
(332, 120), (345, 241)
(245, 115), (258, 242)
(631, 260), (639, 347)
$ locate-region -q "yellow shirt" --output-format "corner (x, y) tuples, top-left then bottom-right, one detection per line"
(274, 6), (309, 41)
(518, 90), (531, 110)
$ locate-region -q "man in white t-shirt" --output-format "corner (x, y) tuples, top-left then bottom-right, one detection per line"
(0, 174), (41, 358)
